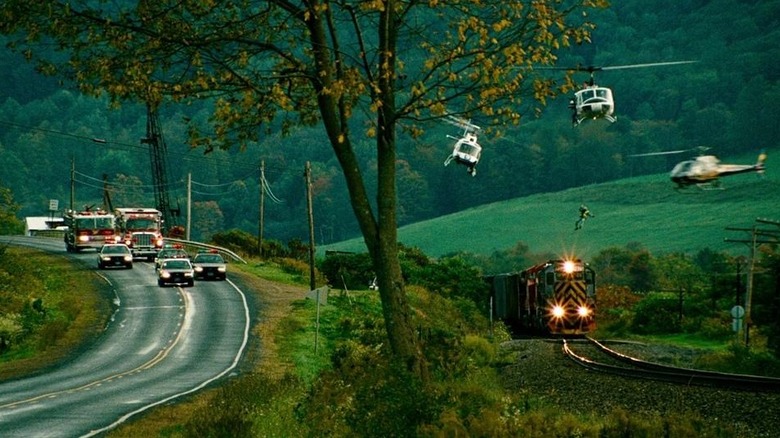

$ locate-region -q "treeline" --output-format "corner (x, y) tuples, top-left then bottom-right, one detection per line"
(0, 0), (777, 246)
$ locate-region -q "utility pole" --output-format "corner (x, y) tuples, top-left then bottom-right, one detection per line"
(258, 160), (265, 257)
(305, 161), (316, 291)
(726, 221), (780, 346)
(735, 257), (745, 307)
(70, 158), (75, 211)
(186, 172), (192, 241)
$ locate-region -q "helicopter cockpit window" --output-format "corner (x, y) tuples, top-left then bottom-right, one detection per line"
(581, 90), (596, 101)
(596, 88), (609, 98)
(456, 142), (481, 158)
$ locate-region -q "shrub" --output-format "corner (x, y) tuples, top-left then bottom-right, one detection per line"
(0, 314), (22, 353)
(210, 229), (258, 256)
(318, 252), (374, 290)
(632, 293), (681, 334)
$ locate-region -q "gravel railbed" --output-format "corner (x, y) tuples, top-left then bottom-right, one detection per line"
(500, 339), (780, 437)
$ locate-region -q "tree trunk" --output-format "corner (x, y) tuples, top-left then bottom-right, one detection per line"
(305, 0), (425, 378)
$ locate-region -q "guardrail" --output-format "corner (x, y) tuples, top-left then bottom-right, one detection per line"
(165, 238), (247, 264)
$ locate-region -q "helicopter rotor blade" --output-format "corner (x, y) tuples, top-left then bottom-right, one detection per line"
(629, 145), (711, 158)
(444, 114), (481, 132)
(600, 60), (698, 71)
(533, 65), (602, 73)
(534, 60), (697, 73)
(628, 150), (689, 157)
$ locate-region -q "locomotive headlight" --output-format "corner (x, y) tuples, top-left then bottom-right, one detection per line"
(552, 305), (565, 318)
(577, 306), (590, 317)
(563, 260), (576, 274)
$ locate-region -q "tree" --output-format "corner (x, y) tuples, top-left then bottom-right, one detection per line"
(0, 183), (23, 235)
(0, 0), (607, 377)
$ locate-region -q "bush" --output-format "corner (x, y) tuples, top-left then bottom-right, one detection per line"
(210, 229), (258, 256)
(319, 252), (374, 290)
(632, 293), (681, 334)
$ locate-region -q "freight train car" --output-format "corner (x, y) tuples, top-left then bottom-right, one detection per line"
(486, 259), (596, 335)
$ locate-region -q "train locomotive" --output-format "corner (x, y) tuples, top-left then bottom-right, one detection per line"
(486, 259), (596, 336)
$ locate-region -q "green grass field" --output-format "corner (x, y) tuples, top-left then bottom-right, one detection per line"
(322, 148), (780, 259)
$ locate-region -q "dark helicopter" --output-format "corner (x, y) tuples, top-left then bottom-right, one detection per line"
(443, 115), (482, 177)
(542, 61), (697, 126)
(631, 147), (767, 190)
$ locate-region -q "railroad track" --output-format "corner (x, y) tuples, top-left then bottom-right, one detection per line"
(562, 337), (780, 392)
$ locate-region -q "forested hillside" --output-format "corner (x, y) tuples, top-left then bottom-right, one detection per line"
(1, 0), (777, 245)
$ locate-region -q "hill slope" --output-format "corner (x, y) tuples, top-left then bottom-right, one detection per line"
(322, 151), (780, 259)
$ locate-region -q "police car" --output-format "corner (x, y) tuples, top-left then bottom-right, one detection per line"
(191, 250), (227, 281)
(157, 258), (195, 287)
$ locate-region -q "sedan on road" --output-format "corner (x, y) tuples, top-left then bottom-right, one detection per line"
(192, 251), (227, 281)
(97, 243), (134, 269)
(157, 258), (195, 287)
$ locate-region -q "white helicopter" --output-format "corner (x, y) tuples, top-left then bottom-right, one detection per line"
(631, 147), (767, 190)
(443, 115), (482, 176)
(544, 61), (697, 126)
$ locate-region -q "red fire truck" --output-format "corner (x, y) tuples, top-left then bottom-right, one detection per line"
(115, 207), (165, 261)
(63, 208), (118, 252)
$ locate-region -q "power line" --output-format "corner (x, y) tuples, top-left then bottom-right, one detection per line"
(0, 118), (299, 176)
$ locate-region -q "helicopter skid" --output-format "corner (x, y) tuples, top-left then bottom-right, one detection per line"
(572, 113), (616, 126)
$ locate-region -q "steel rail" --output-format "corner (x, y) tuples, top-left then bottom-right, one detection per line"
(562, 338), (780, 392)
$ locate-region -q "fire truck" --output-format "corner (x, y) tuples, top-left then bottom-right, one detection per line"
(63, 208), (118, 252)
(115, 207), (165, 261)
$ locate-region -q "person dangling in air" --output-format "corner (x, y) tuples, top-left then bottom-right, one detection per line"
(575, 204), (594, 230)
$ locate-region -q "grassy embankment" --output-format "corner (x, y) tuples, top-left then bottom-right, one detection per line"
(0, 246), (112, 381)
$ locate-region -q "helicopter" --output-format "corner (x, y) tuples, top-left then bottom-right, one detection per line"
(631, 147), (767, 190)
(443, 115), (482, 177)
(542, 61), (697, 126)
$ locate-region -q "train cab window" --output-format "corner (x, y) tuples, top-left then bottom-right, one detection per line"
(585, 270), (595, 285)
(546, 272), (555, 285)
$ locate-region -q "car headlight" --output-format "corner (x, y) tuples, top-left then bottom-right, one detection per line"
(218, 267), (226, 272)
(160, 271), (171, 279)
(124, 255), (133, 262)
(184, 272), (194, 277)
(194, 266), (204, 272)
(101, 255), (111, 261)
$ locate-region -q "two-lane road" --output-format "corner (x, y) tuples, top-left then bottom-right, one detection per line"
(0, 236), (251, 437)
